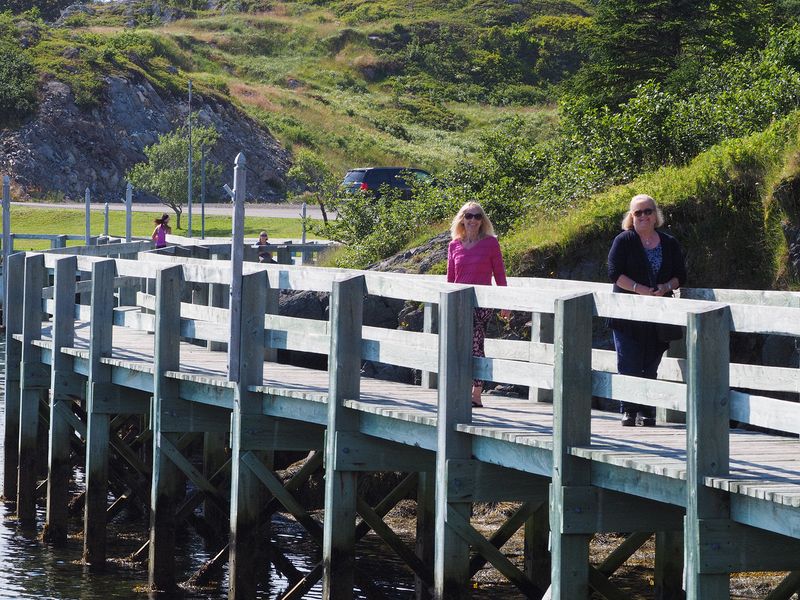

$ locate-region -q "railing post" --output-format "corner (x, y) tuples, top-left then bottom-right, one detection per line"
(434, 286), (473, 599)
(549, 292), (593, 599)
(528, 312), (553, 403)
(2, 252), (24, 500)
(2, 176), (11, 323)
(685, 306), (731, 600)
(322, 274), (364, 600)
(125, 183), (132, 243)
(83, 259), (117, 568)
(228, 153), (245, 381)
(229, 270), (268, 599)
(421, 302), (438, 389)
(148, 264), (184, 592)
(44, 256), (78, 545)
(103, 202), (109, 237)
(85, 187), (91, 245)
(16, 253), (46, 526)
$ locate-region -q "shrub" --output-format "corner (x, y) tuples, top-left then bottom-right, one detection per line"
(0, 39), (37, 125)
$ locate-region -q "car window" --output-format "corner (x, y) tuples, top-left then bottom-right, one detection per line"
(342, 170), (366, 183)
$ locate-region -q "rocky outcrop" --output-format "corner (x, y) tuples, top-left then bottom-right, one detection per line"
(0, 74), (290, 202)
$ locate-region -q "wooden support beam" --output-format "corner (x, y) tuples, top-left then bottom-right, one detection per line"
(446, 459), (549, 502)
(559, 486), (683, 534)
(524, 501), (551, 591)
(229, 269), (269, 600)
(654, 530), (683, 600)
(83, 259), (117, 569)
(434, 286), (474, 600)
(528, 311), (553, 403)
(446, 505), (543, 598)
(696, 520), (800, 573)
(203, 432), (229, 542)
(44, 256), (77, 545)
(469, 501), (539, 576)
(239, 416), (324, 452)
(333, 431), (434, 472)
(765, 571), (800, 600)
(2, 253), (25, 501)
(322, 274), (364, 600)
(148, 264), (184, 593)
(549, 292), (593, 600)
(587, 566), (631, 600)
(685, 306), (731, 600)
(416, 471), (435, 600)
(597, 532), (652, 576)
(421, 302), (438, 389)
(17, 253), (46, 526)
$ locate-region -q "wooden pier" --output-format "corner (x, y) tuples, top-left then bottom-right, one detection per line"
(2, 234), (799, 599)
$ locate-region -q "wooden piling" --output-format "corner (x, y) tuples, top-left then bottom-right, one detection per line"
(17, 253), (47, 526)
(2, 252), (25, 501)
(44, 256), (78, 545)
(83, 259), (117, 568)
(322, 274), (364, 600)
(434, 286), (473, 599)
(549, 292), (593, 599)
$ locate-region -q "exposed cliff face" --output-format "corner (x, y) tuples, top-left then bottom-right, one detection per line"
(0, 74), (290, 202)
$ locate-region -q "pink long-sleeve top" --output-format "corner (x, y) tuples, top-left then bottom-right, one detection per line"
(447, 236), (508, 286)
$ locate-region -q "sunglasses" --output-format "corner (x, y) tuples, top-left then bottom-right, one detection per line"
(464, 212), (483, 221)
(633, 208), (654, 217)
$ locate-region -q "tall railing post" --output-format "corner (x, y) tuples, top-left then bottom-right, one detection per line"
(148, 264), (184, 592)
(434, 286), (473, 599)
(549, 292), (593, 599)
(84, 187), (91, 245)
(1, 252), (24, 499)
(229, 270), (268, 599)
(322, 274), (364, 600)
(125, 183), (132, 243)
(103, 202), (109, 238)
(2, 176), (11, 324)
(228, 153), (245, 381)
(83, 259), (117, 568)
(44, 256), (78, 545)
(16, 253), (46, 526)
(421, 302), (438, 389)
(528, 312), (553, 403)
(685, 306), (731, 600)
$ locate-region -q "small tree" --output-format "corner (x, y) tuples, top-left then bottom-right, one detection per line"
(127, 118), (222, 229)
(286, 148), (337, 224)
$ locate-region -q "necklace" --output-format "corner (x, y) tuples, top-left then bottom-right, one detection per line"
(640, 234), (659, 249)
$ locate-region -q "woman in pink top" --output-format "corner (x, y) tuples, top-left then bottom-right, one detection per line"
(447, 201), (510, 407)
(151, 213), (171, 249)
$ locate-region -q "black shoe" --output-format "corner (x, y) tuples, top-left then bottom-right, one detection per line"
(621, 412), (636, 427)
(636, 413), (656, 427)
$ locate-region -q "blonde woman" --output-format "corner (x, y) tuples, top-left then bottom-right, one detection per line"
(447, 201), (510, 407)
(608, 194), (687, 426)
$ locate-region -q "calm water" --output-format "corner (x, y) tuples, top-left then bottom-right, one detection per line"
(0, 340), (414, 599)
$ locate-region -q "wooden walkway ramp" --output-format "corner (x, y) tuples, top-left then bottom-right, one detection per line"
(2, 243), (800, 600)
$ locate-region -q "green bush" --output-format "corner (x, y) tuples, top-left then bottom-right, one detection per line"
(0, 39), (37, 125)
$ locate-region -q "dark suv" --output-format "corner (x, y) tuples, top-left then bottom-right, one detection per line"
(340, 167), (432, 199)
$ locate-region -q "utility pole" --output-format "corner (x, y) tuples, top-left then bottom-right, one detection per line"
(187, 79), (193, 238)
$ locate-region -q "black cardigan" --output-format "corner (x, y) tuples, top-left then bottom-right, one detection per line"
(607, 228), (687, 332)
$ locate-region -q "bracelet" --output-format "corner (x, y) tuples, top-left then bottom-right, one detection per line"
(633, 283), (637, 293)
(667, 282), (673, 291)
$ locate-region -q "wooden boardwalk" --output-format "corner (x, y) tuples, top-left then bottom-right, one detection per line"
(2, 239), (800, 600)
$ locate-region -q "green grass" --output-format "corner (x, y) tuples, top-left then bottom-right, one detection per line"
(2, 206), (311, 251)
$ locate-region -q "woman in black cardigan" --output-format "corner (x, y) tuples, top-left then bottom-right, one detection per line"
(607, 194), (687, 426)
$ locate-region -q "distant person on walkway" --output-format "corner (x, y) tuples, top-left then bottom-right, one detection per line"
(256, 230), (276, 263)
(447, 201), (511, 408)
(151, 213), (171, 249)
(608, 194), (687, 427)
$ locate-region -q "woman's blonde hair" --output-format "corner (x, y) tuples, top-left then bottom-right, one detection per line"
(621, 194), (665, 230)
(450, 201), (496, 240)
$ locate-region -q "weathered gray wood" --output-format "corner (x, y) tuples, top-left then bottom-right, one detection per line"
(685, 306), (731, 600)
(17, 253), (46, 526)
(421, 302), (438, 389)
(229, 269), (269, 600)
(148, 264), (184, 592)
(2, 252), (25, 500)
(446, 459), (549, 502)
(696, 519), (800, 572)
(83, 259), (117, 567)
(332, 431), (434, 471)
(549, 292), (593, 600)
(559, 486), (683, 533)
(44, 256), (78, 545)
(524, 502), (551, 592)
(469, 501), (538, 575)
(597, 531), (651, 576)
(227, 153), (246, 381)
(322, 274), (364, 600)
(765, 571), (800, 600)
(416, 471), (435, 600)
(654, 530), (683, 600)
(434, 286), (473, 600)
(529, 312), (553, 403)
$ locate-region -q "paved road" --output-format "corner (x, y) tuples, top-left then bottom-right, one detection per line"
(10, 202), (330, 219)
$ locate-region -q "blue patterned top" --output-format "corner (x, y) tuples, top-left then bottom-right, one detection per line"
(645, 245), (662, 286)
